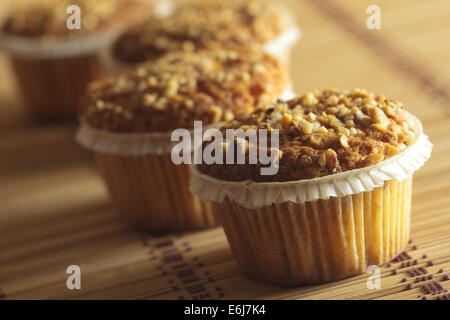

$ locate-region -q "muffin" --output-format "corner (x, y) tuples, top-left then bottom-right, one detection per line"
(77, 47), (291, 232)
(190, 88), (432, 285)
(109, 0), (300, 71)
(0, 0), (152, 122)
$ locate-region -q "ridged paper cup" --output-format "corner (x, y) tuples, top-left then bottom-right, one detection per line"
(0, 32), (118, 122)
(263, 24), (301, 66)
(76, 120), (221, 232)
(189, 114), (432, 285)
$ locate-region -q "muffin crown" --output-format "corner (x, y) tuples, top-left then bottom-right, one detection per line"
(198, 88), (418, 182)
(1, 0), (150, 38)
(83, 47), (289, 132)
(113, 0), (294, 63)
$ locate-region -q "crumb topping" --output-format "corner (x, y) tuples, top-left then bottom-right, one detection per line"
(1, 0), (151, 38)
(83, 47), (289, 132)
(113, 0), (293, 63)
(198, 89), (417, 182)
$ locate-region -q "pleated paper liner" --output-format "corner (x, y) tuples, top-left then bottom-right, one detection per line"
(8, 54), (105, 122)
(96, 152), (217, 232)
(263, 25), (302, 65)
(216, 177), (412, 285)
(0, 30), (118, 122)
(189, 113), (432, 285)
(76, 121), (228, 232)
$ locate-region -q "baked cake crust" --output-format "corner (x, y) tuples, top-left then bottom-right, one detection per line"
(1, 0), (151, 38)
(83, 47), (289, 132)
(113, 0), (294, 63)
(198, 88), (417, 182)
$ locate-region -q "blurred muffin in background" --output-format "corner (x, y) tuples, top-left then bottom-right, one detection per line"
(76, 46), (291, 232)
(0, 0), (153, 122)
(110, 0), (300, 71)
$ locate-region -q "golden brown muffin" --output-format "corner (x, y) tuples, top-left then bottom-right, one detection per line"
(1, 0), (151, 38)
(0, 0), (153, 122)
(198, 88), (416, 182)
(83, 47), (290, 132)
(77, 46), (290, 232)
(190, 89), (431, 285)
(113, 0), (294, 63)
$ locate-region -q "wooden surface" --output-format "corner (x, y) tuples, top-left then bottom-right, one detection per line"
(0, 0), (449, 300)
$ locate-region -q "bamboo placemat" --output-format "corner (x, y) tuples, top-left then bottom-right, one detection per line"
(0, 0), (449, 300)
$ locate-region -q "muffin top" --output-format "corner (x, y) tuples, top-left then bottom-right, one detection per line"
(113, 0), (294, 63)
(1, 0), (151, 38)
(83, 47), (289, 133)
(198, 89), (417, 182)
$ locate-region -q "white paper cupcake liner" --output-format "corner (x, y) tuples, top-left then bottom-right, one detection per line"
(189, 113), (432, 209)
(216, 176), (413, 285)
(279, 85), (296, 101)
(95, 152), (217, 232)
(0, 29), (122, 59)
(263, 24), (301, 64)
(76, 119), (225, 156)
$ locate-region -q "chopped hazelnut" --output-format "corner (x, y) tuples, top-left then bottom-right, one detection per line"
(281, 114), (293, 127)
(184, 99), (194, 109)
(326, 95), (339, 106)
(325, 149), (339, 170)
(209, 105), (223, 122)
(339, 127), (351, 137)
(317, 126), (328, 134)
(310, 134), (322, 146)
(224, 110), (235, 121)
(351, 88), (369, 98)
(253, 64), (267, 74)
(302, 92), (318, 107)
(298, 119), (313, 135)
(142, 93), (157, 107)
(165, 78), (179, 97)
(318, 151), (327, 167)
(339, 135), (350, 148)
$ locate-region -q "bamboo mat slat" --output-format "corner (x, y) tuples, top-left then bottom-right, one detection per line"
(0, 0), (449, 300)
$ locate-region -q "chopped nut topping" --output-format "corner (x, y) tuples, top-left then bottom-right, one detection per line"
(224, 110), (235, 122)
(339, 135), (350, 149)
(1, 0), (151, 38)
(298, 119), (313, 135)
(83, 47), (289, 132)
(142, 93), (157, 107)
(209, 106), (223, 123)
(301, 92), (318, 107)
(325, 149), (339, 170)
(318, 151), (327, 167)
(113, 0), (294, 63)
(198, 89), (417, 182)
